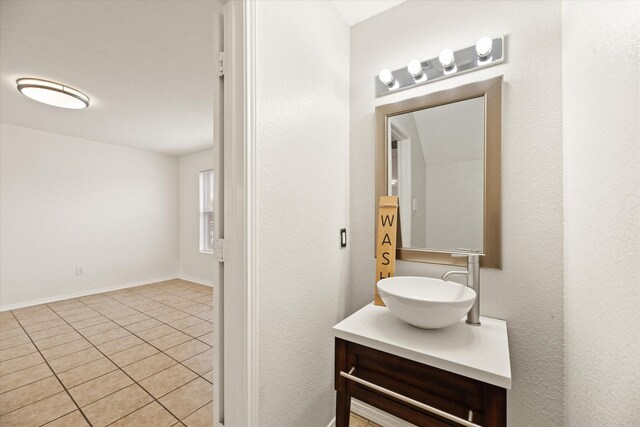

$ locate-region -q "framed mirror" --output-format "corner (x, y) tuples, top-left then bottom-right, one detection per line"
(375, 76), (502, 268)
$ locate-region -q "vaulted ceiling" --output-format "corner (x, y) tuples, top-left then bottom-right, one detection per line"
(330, 0), (406, 26)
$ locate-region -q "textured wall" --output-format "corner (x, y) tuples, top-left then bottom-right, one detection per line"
(563, 2), (640, 426)
(0, 123), (179, 308)
(178, 148), (216, 284)
(425, 160), (483, 251)
(349, 1), (564, 425)
(255, 1), (350, 426)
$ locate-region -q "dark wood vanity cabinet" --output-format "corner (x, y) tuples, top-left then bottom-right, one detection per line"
(335, 338), (506, 427)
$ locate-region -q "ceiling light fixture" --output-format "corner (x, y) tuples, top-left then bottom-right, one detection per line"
(16, 78), (90, 109)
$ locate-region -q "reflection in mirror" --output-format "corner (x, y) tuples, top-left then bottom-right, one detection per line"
(376, 76), (501, 268)
(388, 97), (484, 252)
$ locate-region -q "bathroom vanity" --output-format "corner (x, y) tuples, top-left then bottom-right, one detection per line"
(333, 304), (511, 426)
(342, 73), (510, 425)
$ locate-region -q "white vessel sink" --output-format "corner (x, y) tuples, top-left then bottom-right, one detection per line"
(377, 276), (476, 329)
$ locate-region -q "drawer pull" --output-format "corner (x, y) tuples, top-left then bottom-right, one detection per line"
(340, 367), (482, 427)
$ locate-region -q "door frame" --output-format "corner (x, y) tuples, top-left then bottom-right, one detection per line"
(220, 0), (258, 425)
(389, 121), (412, 247)
(212, 4), (224, 426)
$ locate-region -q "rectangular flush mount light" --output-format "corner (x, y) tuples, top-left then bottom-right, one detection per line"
(375, 36), (505, 97)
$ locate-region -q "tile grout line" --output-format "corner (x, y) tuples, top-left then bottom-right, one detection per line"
(96, 298), (213, 382)
(2, 281), (213, 425)
(1, 332), (115, 379)
(105, 400), (162, 426)
(23, 289), (210, 382)
(91, 309), (209, 375)
(61, 285), (213, 424)
(119, 282), (212, 317)
(82, 289), (213, 378)
(0, 337), (34, 351)
(83, 289), (211, 336)
(0, 285), (210, 377)
(0, 358), (46, 381)
(49, 299), (188, 426)
(5, 310), (94, 427)
(105, 377), (206, 426)
(0, 325), (202, 401)
(92, 284), (214, 385)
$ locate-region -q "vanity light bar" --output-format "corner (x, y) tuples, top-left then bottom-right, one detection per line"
(375, 36), (505, 97)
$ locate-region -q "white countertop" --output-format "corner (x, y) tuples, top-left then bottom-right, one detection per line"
(333, 303), (512, 389)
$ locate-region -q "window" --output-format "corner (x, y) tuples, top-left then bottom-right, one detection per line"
(199, 170), (214, 253)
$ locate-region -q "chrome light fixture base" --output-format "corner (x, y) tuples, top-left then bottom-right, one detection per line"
(375, 37), (505, 97)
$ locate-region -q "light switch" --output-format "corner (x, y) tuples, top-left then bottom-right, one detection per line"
(340, 228), (347, 248)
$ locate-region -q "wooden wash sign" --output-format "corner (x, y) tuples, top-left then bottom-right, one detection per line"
(374, 195), (399, 306)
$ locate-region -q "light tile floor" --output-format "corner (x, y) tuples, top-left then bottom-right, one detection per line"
(0, 279), (213, 427)
(350, 412), (382, 427)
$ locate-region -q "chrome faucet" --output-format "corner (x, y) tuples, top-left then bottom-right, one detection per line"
(442, 250), (483, 326)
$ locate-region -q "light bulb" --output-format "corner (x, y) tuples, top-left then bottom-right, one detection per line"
(476, 36), (493, 58)
(438, 49), (455, 69)
(407, 60), (423, 79)
(378, 69), (395, 86)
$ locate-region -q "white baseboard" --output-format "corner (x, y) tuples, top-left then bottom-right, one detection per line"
(0, 275), (177, 312)
(177, 274), (215, 287)
(351, 399), (417, 427)
(326, 418), (336, 427)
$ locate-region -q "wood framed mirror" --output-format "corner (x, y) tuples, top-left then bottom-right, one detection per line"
(375, 76), (502, 268)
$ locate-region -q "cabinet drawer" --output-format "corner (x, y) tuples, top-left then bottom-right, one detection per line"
(335, 338), (506, 427)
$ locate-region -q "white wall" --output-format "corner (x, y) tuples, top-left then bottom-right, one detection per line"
(255, 1), (350, 425)
(178, 148), (216, 285)
(350, 2), (564, 425)
(414, 98), (484, 250)
(563, 2), (640, 426)
(390, 113), (427, 247)
(426, 160), (483, 251)
(0, 123), (179, 309)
